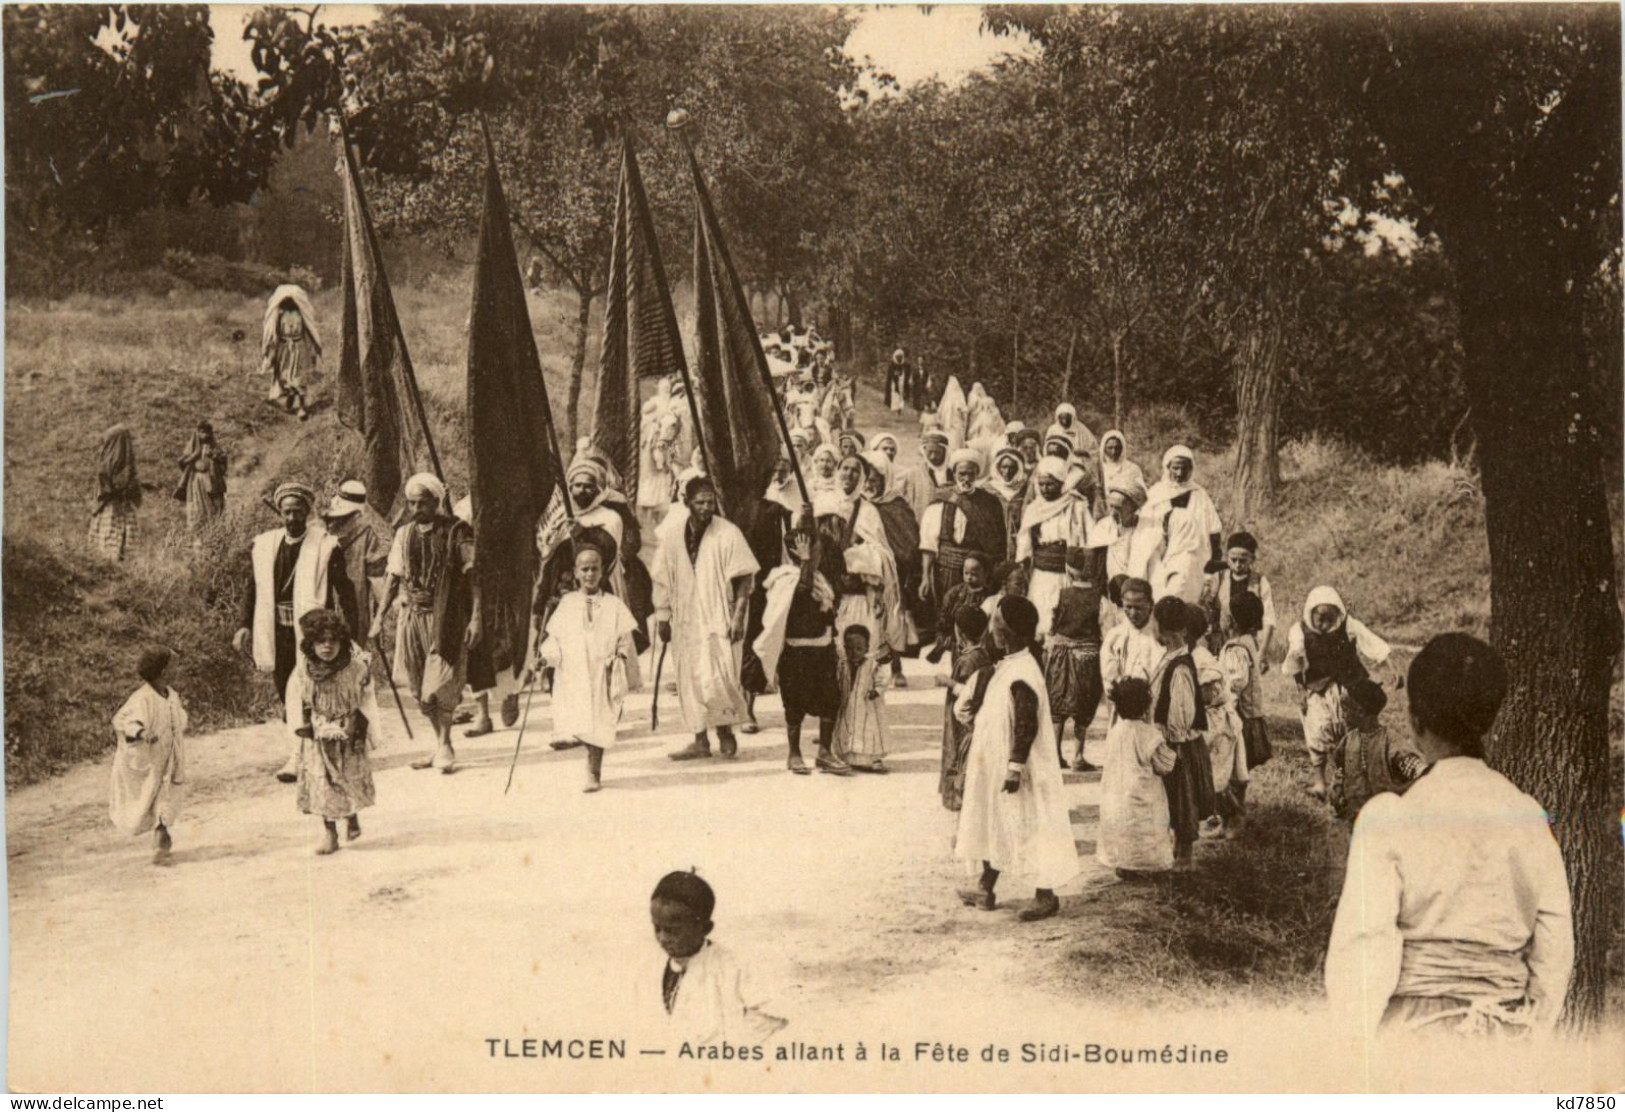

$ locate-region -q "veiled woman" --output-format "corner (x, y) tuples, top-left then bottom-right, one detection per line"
(89, 424), (142, 561)
(260, 284), (322, 421)
(817, 457), (906, 672)
(175, 420), (227, 532)
(861, 449), (922, 684)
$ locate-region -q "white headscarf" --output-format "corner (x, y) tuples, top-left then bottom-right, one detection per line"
(1302, 585), (1347, 628)
(982, 446), (1027, 503)
(1146, 444), (1197, 506)
(262, 284), (322, 356)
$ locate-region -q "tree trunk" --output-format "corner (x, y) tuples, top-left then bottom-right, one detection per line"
(1063, 325), (1078, 405)
(1111, 330), (1125, 432)
(1229, 314), (1283, 523)
(1454, 243), (1621, 1028)
(566, 285), (595, 452)
(1010, 326), (1022, 413)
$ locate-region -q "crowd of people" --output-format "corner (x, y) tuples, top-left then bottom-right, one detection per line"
(99, 301), (1574, 1042)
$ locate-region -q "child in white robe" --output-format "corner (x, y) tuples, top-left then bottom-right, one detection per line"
(834, 624), (891, 772)
(1096, 677), (1174, 876)
(109, 647), (188, 865)
(540, 544), (640, 793)
(647, 871), (787, 1047)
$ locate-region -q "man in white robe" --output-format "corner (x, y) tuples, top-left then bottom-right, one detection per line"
(233, 482), (357, 783)
(1101, 577), (1161, 724)
(1016, 457), (1080, 641)
(653, 477), (761, 760)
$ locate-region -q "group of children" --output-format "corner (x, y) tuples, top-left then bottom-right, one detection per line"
(925, 521), (1407, 880)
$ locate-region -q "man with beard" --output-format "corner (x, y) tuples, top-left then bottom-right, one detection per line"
(918, 449), (1008, 648)
(368, 473), (482, 775)
(235, 482), (359, 782)
(653, 478), (761, 761)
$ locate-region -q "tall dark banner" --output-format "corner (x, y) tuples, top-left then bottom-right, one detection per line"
(467, 133), (565, 678)
(685, 146), (794, 537)
(592, 139), (694, 505)
(335, 123), (437, 514)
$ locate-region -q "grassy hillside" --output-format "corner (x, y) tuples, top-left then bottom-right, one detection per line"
(2, 269), (587, 787)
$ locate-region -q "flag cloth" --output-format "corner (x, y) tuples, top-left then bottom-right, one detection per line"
(467, 130), (565, 678)
(592, 138), (691, 506)
(686, 146), (788, 541)
(335, 126), (434, 515)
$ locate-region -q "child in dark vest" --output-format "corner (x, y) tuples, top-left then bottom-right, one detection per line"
(1149, 596), (1217, 867)
(1283, 585), (1395, 801)
(1044, 548), (1105, 771)
(925, 551), (992, 665)
(1329, 678), (1427, 822)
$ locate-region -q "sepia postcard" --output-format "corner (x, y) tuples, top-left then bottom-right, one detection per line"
(4, 1), (1623, 1095)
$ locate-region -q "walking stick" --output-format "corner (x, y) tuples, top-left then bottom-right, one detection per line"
(371, 634), (415, 743)
(504, 677), (538, 796)
(650, 639), (669, 731)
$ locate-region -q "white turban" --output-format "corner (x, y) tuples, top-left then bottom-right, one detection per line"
(404, 472), (446, 504)
(948, 447), (983, 475)
(1034, 456), (1069, 483)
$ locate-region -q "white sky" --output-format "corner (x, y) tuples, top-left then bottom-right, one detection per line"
(208, 4), (1031, 89)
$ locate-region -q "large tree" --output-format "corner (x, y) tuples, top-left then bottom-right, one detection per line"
(1338, 5), (1623, 1025)
(3, 5), (280, 239)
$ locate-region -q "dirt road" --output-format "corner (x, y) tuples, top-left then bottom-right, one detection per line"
(5, 660), (1141, 1091)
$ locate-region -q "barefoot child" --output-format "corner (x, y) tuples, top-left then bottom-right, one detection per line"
(540, 543), (641, 793)
(110, 647), (188, 865)
(1283, 586), (1395, 801)
(1096, 677), (1175, 877)
(940, 605), (994, 810)
(287, 609), (377, 855)
(834, 624), (891, 773)
(648, 870), (787, 1046)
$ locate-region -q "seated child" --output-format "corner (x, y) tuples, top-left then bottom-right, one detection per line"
(1283, 586), (1396, 800)
(1329, 678), (1426, 822)
(1198, 657), (1248, 839)
(1044, 549), (1105, 771)
(1096, 677), (1175, 877)
(926, 551), (992, 664)
(110, 646), (189, 866)
(1221, 592), (1272, 771)
(940, 605), (994, 810)
(287, 608), (377, 856)
(649, 870), (787, 1047)
(834, 624), (891, 773)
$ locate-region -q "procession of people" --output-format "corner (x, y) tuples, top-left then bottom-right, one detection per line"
(93, 284), (1575, 1045)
